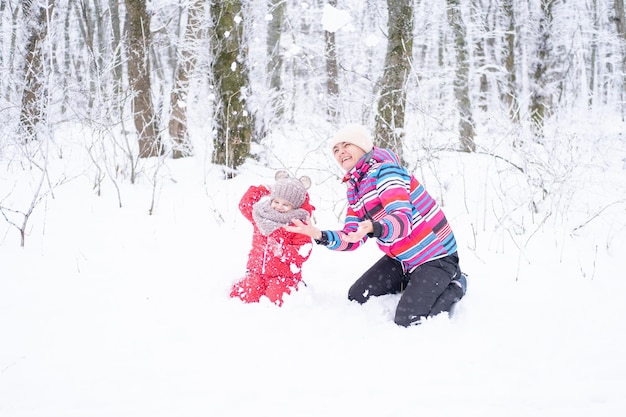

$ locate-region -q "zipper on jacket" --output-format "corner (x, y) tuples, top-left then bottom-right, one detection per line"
(262, 242), (268, 274)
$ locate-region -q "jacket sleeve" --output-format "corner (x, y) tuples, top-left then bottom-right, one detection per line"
(280, 200), (315, 265)
(320, 164), (413, 250)
(369, 164), (414, 242)
(239, 185), (270, 223)
(319, 206), (366, 252)
(281, 231), (313, 267)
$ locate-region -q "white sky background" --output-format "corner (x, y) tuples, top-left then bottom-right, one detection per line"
(2, 2), (626, 417)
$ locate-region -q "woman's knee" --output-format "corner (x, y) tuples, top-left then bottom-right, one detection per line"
(394, 307), (422, 327)
(348, 282), (369, 303)
(348, 275), (400, 303)
(348, 256), (405, 303)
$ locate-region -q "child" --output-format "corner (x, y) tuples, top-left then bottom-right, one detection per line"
(230, 170), (315, 306)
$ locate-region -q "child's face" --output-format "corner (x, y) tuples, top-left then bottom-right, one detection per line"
(271, 197), (295, 213)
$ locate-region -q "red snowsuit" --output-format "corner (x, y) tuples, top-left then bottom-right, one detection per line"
(230, 185), (314, 306)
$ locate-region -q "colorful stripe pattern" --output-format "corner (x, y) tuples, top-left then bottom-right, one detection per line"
(324, 147), (457, 272)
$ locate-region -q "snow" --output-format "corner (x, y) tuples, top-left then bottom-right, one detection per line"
(321, 4), (352, 33)
(2, 1), (626, 415)
(1, 123), (626, 417)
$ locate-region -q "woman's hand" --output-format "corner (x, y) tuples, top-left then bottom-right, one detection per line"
(284, 216), (322, 240)
(344, 220), (373, 243)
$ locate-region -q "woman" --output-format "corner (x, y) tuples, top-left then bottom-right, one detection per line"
(285, 124), (467, 326)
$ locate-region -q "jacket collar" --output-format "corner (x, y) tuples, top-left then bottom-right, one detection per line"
(342, 149), (374, 184)
(342, 147), (400, 184)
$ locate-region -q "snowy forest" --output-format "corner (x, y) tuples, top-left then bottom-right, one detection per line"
(0, 0), (625, 264)
(2, 0), (626, 233)
(1, 0), (624, 161)
(2, 1), (626, 415)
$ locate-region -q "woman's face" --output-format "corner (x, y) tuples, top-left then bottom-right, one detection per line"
(332, 142), (366, 171)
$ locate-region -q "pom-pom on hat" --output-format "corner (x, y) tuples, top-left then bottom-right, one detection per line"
(330, 124), (374, 153)
(271, 170), (312, 209)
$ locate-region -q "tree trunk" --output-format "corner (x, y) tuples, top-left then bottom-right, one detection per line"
(125, 0), (163, 158)
(72, 0), (97, 111)
(529, 0), (556, 140)
(109, 0), (124, 117)
(2, 4), (20, 100)
(375, 0), (414, 160)
(266, 0), (286, 122)
(615, 0), (625, 39)
(446, 0), (476, 152)
(324, 0), (339, 121)
(169, 0), (205, 159)
(210, 0), (255, 175)
(615, 0), (626, 118)
(503, 0), (519, 123)
(19, 0), (55, 140)
(472, 0), (488, 113)
(589, 0), (598, 107)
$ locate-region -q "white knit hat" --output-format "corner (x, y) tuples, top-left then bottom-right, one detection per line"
(330, 124), (374, 153)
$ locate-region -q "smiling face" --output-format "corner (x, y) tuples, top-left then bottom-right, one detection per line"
(332, 142), (366, 171)
(270, 197), (295, 213)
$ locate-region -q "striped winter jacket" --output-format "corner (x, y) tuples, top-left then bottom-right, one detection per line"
(322, 147), (458, 272)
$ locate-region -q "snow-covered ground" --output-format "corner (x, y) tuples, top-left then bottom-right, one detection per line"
(2, 121), (626, 417)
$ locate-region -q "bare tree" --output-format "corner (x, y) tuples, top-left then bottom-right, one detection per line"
(324, 0), (339, 121)
(616, 0), (626, 45)
(169, 0), (205, 159)
(586, 0), (597, 109)
(70, 0), (101, 112)
(1, 2), (21, 101)
(375, 0), (414, 160)
(125, 0), (163, 158)
(615, 0), (626, 118)
(529, 0), (557, 139)
(109, 0), (124, 117)
(209, 0), (255, 175)
(0, 160), (58, 248)
(446, 0), (476, 152)
(19, 0), (55, 140)
(503, 0), (519, 123)
(267, 0), (286, 122)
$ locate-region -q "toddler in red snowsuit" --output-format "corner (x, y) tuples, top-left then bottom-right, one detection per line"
(230, 171), (315, 306)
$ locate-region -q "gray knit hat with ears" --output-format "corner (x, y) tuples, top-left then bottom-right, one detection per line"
(270, 170), (312, 208)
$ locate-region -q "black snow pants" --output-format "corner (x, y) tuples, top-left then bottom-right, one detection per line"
(347, 252), (464, 327)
